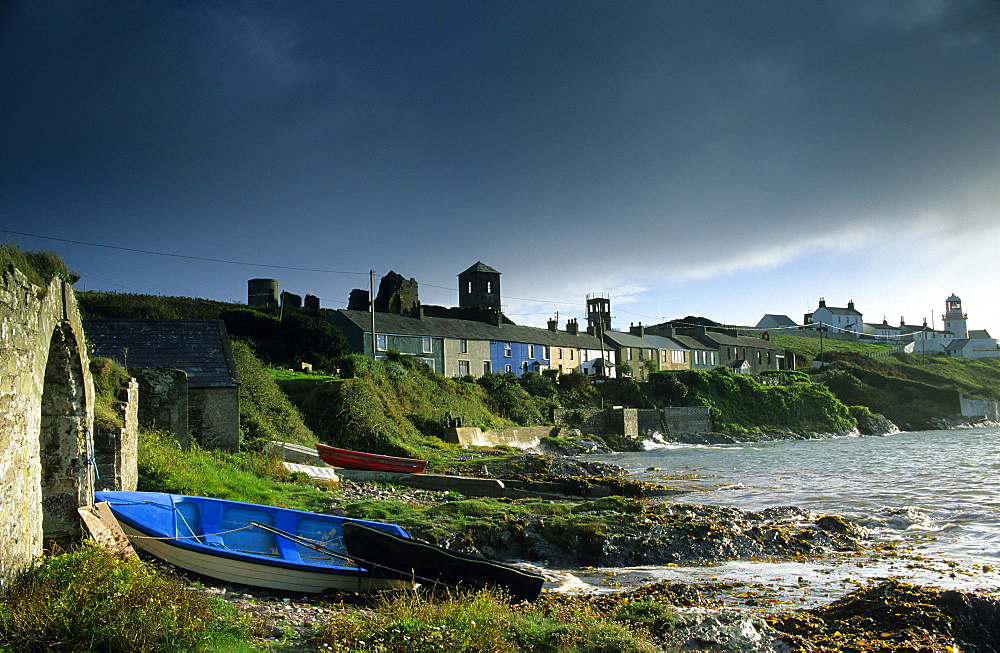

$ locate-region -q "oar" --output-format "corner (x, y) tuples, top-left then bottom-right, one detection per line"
(248, 521), (357, 564)
(249, 521), (457, 588)
(248, 521), (461, 590)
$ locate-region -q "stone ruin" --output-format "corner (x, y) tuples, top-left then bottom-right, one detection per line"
(0, 265), (135, 586)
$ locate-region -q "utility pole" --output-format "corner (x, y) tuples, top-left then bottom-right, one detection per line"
(370, 270), (376, 359)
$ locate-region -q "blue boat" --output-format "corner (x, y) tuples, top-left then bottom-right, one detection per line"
(93, 491), (414, 593)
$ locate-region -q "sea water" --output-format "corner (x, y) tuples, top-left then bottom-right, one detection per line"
(560, 426), (1000, 609)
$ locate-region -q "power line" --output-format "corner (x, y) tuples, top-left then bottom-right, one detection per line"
(3, 228), (663, 318)
(0, 229), (369, 276)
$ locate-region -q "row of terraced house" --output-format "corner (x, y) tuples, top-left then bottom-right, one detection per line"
(321, 262), (795, 380)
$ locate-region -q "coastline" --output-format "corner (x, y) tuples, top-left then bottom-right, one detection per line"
(220, 439), (1000, 651)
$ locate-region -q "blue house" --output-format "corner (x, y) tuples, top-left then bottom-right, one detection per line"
(490, 338), (549, 376)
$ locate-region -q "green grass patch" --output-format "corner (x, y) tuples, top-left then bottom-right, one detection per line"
(0, 543), (262, 652)
(137, 430), (332, 511)
(0, 245), (75, 289)
(769, 332), (899, 365)
(230, 339), (316, 450)
(318, 588), (664, 652)
(344, 496), (641, 545)
(89, 357), (132, 430)
(300, 354), (517, 461)
(667, 367), (856, 434)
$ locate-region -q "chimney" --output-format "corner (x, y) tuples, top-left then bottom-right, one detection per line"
(848, 300), (855, 310)
(630, 322), (645, 337)
(818, 297), (826, 308)
(923, 317), (927, 327)
(900, 316), (905, 327)
(495, 309), (503, 326)
(566, 319), (579, 335)
(547, 318), (558, 332)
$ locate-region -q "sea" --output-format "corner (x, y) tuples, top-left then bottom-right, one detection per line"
(554, 426), (1000, 610)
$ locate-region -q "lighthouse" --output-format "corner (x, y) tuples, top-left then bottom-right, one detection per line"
(942, 294), (968, 339)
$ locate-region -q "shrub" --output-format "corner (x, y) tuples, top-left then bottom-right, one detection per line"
(0, 543), (261, 651)
(89, 357), (131, 430)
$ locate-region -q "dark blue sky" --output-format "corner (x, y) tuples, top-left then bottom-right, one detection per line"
(2, 1), (997, 333)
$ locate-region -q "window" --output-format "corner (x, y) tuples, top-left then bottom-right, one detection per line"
(483, 361), (491, 375)
(528, 344), (535, 358)
(504, 343), (512, 357)
(422, 336), (432, 353)
(376, 334), (387, 351)
(422, 358), (435, 372)
(460, 339), (468, 353)
(505, 364), (512, 373)
(672, 350), (684, 364)
(544, 346), (550, 359)
(458, 360), (470, 376)
(521, 361), (527, 373)
(627, 349), (633, 361)
(487, 281), (492, 293)
(558, 349), (563, 359)
(570, 350), (575, 360)
(467, 281), (472, 293)
(711, 352), (717, 365)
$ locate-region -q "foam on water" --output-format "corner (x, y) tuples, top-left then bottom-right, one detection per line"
(570, 427), (1000, 608)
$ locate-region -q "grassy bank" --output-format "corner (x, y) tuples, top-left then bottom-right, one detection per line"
(0, 543), (261, 652)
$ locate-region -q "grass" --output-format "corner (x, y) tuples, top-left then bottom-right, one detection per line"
(0, 245), (75, 290)
(318, 588), (669, 652)
(769, 332), (898, 364)
(345, 495), (648, 549)
(89, 357), (132, 430)
(230, 339), (316, 449)
(0, 543), (262, 652)
(137, 430), (334, 511)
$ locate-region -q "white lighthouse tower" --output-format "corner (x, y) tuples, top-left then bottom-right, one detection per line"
(942, 293), (968, 339)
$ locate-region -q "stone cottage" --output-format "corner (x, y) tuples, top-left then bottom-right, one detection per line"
(84, 319), (241, 450)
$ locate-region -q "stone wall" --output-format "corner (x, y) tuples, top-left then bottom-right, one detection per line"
(960, 394), (1000, 421)
(93, 378), (138, 492)
(553, 406), (713, 438)
(188, 386), (240, 451)
(440, 426), (558, 449)
(551, 408), (639, 439)
(637, 406), (713, 434)
(0, 267), (96, 584)
(133, 367), (189, 448)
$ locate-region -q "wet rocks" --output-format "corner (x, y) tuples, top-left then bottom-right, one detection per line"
(768, 579), (1000, 651)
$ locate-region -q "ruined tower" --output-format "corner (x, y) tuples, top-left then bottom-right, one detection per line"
(458, 262), (501, 310)
(586, 295), (612, 336)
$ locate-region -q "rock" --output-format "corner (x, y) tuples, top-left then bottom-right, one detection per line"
(666, 609), (795, 652)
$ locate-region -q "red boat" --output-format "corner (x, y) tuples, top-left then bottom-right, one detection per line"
(315, 444), (428, 474)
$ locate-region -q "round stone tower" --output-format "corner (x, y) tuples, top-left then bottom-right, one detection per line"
(248, 279), (279, 308)
(943, 293), (968, 339)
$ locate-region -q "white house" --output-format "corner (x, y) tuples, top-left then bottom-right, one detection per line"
(804, 298), (863, 334)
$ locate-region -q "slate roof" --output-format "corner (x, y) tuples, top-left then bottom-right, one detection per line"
(756, 314), (797, 328)
(333, 310), (606, 350)
(460, 261), (501, 275)
(601, 330), (654, 349)
(695, 330), (784, 351)
(83, 319), (240, 388)
(642, 334), (687, 351)
(667, 334), (717, 352)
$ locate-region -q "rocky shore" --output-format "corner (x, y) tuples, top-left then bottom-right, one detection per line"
(198, 454), (1000, 651)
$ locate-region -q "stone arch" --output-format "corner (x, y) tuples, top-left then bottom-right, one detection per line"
(0, 268), (95, 581)
(40, 321), (92, 547)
